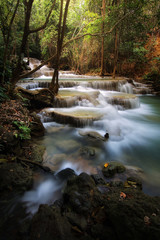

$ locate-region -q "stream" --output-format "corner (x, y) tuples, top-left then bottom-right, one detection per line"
(19, 59), (160, 214)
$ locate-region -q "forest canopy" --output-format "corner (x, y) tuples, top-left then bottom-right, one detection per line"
(0, 0), (160, 87)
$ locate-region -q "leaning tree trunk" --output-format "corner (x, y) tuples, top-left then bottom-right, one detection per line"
(12, 0), (34, 86)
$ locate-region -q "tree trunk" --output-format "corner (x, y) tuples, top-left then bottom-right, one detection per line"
(11, 0), (56, 86)
(113, 30), (118, 78)
(100, 0), (106, 76)
(49, 0), (70, 94)
(113, 0), (120, 79)
(0, 0), (20, 84)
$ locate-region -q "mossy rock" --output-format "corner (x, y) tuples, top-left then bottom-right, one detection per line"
(0, 162), (33, 193)
(102, 161), (126, 178)
(31, 144), (46, 163)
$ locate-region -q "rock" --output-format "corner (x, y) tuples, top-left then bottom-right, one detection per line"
(63, 173), (97, 215)
(56, 139), (80, 153)
(15, 87), (54, 109)
(30, 144), (46, 163)
(30, 112), (45, 137)
(79, 147), (96, 157)
(91, 174), (106, 185)
(124, 176), (142, 190)
(56, 168), (77, 182)
(104, 132), (109, 139)
(109, 181), (123, 187)
(79, 130), (107, 141)
(0, 162), (33, 193)
(65, 212), (88, 231)
(28, 205), (74, 240)
(41, 108), (103, 127)
(102, 161), (126, 178)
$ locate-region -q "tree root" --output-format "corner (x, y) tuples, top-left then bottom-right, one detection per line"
(17, 157), (52, 172)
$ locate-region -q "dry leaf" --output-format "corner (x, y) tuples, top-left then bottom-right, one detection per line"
(104, 163), (109, 168)
(120, 192), (126, 199)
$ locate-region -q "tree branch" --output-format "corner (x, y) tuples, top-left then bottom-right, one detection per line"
(19, 53), (57, 79)
(18, 10), (135, 80)
(29, 0), (56, 34)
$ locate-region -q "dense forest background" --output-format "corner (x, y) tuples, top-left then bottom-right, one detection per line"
(0, 0), (160, 88)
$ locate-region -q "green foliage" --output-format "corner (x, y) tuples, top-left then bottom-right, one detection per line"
(13, 121), (31, 140)
(0, 86), (9, 103)
(143, 70), (160, 82)
(132, 44), (148, 63)
(0, 0), (160, 79)
(15, 92), (30, 107)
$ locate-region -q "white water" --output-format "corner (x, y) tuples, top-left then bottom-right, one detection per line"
(22, 176), (62, 215)
(20, 59), (159, 214)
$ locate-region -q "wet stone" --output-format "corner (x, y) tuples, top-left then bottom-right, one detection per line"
(91, 174), (106, 185)
(102, 161), (126, 178)
(56, 168), (77, 182)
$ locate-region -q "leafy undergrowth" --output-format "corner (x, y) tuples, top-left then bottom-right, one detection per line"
(0, 100), (33, 152)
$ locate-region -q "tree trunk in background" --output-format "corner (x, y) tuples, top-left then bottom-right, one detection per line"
(49, 0), (71, 94)
(11, 0), (56, 87)
(100, 0), (106, 76)
(113, 30), (119, 78)
(0, 0), (20, 84)
(12, 0), (34, 85)
(113, 0), (120, 79)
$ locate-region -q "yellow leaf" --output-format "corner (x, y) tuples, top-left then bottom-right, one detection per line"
(104, 163), (109, 168)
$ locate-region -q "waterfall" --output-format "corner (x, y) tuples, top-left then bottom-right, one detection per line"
(119, 82), (133, 94)
(27, 58), (54, 78)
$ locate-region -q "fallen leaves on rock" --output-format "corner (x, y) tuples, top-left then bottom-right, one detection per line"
(120, 192), (127, 200)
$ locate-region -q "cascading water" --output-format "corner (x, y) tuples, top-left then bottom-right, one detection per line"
(19, 59), (160, 215)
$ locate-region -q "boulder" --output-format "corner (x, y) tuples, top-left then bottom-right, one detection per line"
(63, 173), (97, 215)
(30, 144), (46, 163)
(56, 168), (77, 182)
(30, 112), (45, 137)
(28, 205), (74, 240)
(0, 162), (33, 193)
(79, 130), (109, 141)
(102, 161), (126, 178)
(15, 87), (54, 109)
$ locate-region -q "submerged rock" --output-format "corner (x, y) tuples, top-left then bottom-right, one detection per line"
(79, 147), (96, 157)
(79, 130), (108, 141)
